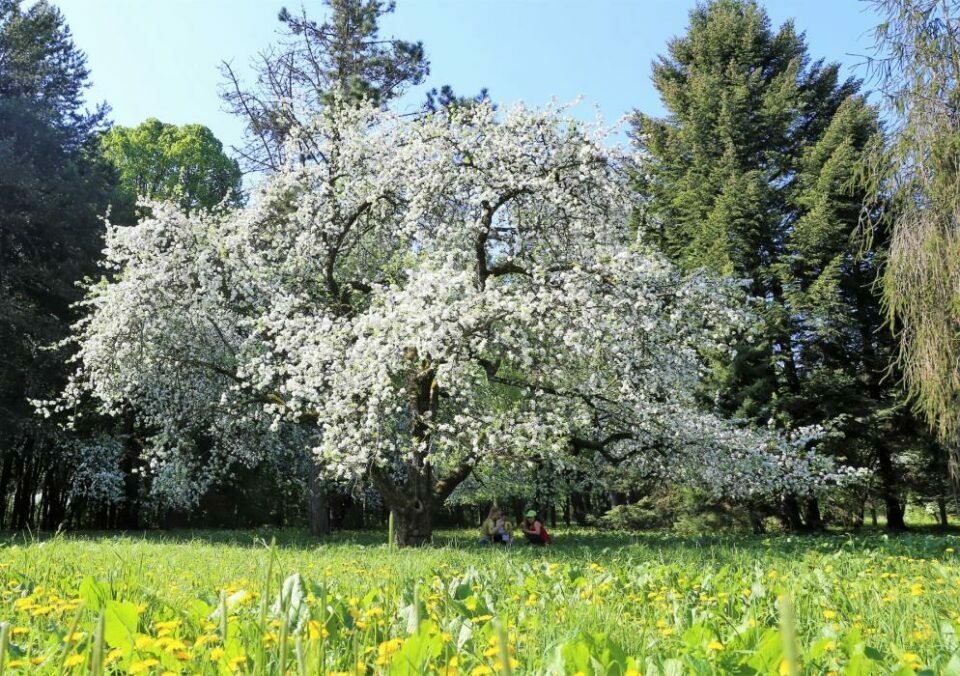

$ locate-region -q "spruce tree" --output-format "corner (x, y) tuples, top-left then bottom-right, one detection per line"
(632, 0), (912, 529)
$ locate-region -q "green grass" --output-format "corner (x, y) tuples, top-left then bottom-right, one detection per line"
(1, 528), (959, 674)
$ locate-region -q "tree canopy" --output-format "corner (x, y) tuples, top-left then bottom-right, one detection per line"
(631, 0), (922, 529)
(99, 119), (243, 213)
(50, 100), (854, 545)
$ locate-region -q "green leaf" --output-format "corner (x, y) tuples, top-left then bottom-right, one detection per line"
(78, 577), (111, 612)
(103, 600), (138, 649)
(942, 654), (960, 676)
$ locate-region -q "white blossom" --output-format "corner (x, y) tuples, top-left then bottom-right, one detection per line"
(54, 99), (857, 507)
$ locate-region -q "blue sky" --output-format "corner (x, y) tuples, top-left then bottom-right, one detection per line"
(54, 0), (882, 155)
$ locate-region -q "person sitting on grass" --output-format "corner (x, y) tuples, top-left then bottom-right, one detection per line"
(521, 510), (551, 546)
(495, 514), (513, 544)
(480, 506), (509, 544)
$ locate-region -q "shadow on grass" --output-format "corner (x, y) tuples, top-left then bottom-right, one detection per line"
(2, 524), (958, 561)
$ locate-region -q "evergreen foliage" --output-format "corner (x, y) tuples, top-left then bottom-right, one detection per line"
(631, 0), (925, 529)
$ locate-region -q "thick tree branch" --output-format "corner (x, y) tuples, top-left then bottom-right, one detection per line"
(433, 460), (476, 503)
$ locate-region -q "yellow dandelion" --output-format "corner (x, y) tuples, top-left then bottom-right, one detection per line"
(64, 654), (86, 668)
(130, 658), (161, 674)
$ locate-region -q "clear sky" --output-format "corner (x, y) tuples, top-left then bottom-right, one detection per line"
(53, 0), (882, 156)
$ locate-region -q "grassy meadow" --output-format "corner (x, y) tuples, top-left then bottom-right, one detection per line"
(1, 528), (959, 674)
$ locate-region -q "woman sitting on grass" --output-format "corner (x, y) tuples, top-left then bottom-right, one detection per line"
(522, 510), (551, 546)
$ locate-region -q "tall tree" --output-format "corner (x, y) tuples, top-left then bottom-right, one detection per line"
(54, 101), (852, 546)
(99, 119), (243, 214)
(632, 0), (911, 529)
(220, 0), (428, 172)
(863, 1), (960, 469)
(0, 0), (121, 529)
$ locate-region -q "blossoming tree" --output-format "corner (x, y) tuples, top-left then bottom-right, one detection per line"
(56, 101), (850, 545)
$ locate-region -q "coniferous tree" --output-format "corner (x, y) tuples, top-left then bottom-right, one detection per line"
(0, 0), (124, 529)
(220, 0), (428, 173)
(632, 0), (915, 529)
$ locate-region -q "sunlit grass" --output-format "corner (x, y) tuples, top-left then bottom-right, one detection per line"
(1, 528), (958, 674)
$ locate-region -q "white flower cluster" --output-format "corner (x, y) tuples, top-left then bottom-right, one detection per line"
(61, 435), (126, 506)
(54, 99), (856, 501)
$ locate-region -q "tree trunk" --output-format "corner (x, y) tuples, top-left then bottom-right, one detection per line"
(938, 495), (949, 528)
(12, 452), (32, 530)
(308, 472), (330, 536)
(804, 497), (823, 531)
(118, 416), (142, 529)
(0, 450), (13, 530)
(392, 502), (432, 547)
(781, 494), (806, 531)
(570, 492), (588, 526)
(875, 443), (907, 531)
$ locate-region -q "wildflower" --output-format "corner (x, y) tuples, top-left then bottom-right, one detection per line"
(131, 658), (161, 674)
(308, 620), (329, 640)
(64, 654), (86, 668)
(470, 667), (493, 676)
(437, 655), (460, 675)
(193, 633), (219, 648)
(822, 610), (837, 620)
(375, 637), (404, 665)
(707, 640), (724, 651)
(901, 652), (923, 671)
(210, 647), (226, 660)
(10, 626), (28, 636)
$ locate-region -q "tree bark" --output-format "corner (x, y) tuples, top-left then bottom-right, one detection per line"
(804, 497), (823, 531)
(0, 450), (13, 530)
(781, 494), (806, 531)
(308, 471), (330, 536)
(875, 443), (907, 531)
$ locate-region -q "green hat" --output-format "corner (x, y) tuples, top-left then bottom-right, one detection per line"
(525, 510), (536, 518)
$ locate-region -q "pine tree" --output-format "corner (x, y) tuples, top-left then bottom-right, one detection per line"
(220, 0), (428, 173)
